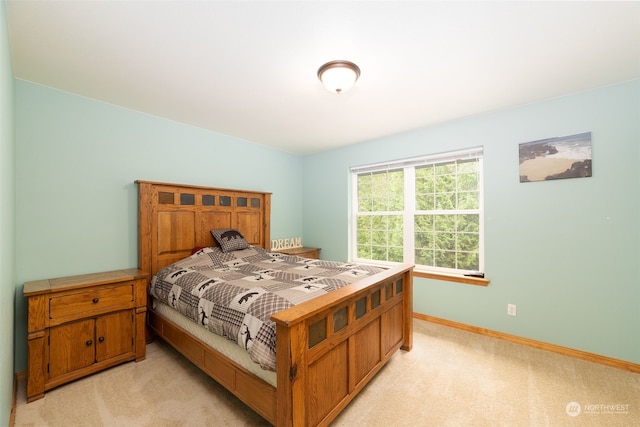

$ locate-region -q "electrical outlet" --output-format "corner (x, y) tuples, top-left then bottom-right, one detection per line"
(507, 304), (517, 316)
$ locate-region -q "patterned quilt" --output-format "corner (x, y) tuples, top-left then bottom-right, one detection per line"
(150, 246), (383, 371)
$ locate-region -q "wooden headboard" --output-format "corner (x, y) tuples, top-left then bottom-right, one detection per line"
(136, 180), (271, 279)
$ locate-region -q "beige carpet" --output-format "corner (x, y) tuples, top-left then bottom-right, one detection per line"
(14, 319), (640, 426)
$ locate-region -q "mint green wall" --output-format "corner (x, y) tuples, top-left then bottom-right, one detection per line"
(0, 1), (15, 424)
(14, 80), (304, 372)
(302, 80), (640, 364)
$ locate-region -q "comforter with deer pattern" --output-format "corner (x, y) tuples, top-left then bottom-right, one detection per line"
(150, 246), (383, 371)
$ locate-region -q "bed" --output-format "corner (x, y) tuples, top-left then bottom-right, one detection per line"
(137, 180), (414, 427)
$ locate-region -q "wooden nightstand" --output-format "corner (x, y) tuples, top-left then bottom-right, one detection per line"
(275, 247), (321, 259)
(23, 268), (148, 402)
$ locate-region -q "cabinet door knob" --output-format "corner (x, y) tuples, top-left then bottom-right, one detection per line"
(92, 298), (99, 304)
(98, 336), (105, 343)
(85, 340), (93, 346)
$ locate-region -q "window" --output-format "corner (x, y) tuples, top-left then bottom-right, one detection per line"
(351, 147), (484, 275)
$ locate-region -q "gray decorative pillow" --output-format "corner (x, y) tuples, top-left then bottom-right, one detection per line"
(210, 228), (250, 253)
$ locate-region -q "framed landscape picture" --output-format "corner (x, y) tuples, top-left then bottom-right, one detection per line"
(519, 132), (592, 183)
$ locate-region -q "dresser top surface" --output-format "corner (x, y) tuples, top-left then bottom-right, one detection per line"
(24, 268), (148, 296)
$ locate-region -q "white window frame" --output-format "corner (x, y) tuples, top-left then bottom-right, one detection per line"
(350, 147), (484, 275)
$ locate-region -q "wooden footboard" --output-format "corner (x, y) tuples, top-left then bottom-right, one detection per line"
(273, 263), (413, 427)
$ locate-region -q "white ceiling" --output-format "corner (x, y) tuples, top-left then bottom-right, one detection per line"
(6, 1), (640, 155)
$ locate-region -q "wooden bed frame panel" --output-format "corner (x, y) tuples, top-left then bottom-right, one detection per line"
(137, 180), (413, 427)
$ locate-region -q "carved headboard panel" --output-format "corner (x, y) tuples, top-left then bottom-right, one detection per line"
(137, 180), (271, 278)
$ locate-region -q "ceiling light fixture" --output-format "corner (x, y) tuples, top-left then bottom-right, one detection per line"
(317, 60), (361, 94)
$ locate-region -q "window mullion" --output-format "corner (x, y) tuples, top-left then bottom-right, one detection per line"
(404, 167), (415, 264)
(478, 157), (485, 272)
(350, 173), (358, 261)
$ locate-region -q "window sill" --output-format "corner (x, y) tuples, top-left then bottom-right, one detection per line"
(413, 270), (490, 287)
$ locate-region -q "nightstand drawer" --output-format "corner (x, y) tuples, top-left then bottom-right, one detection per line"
(49, 283), (134, 322)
